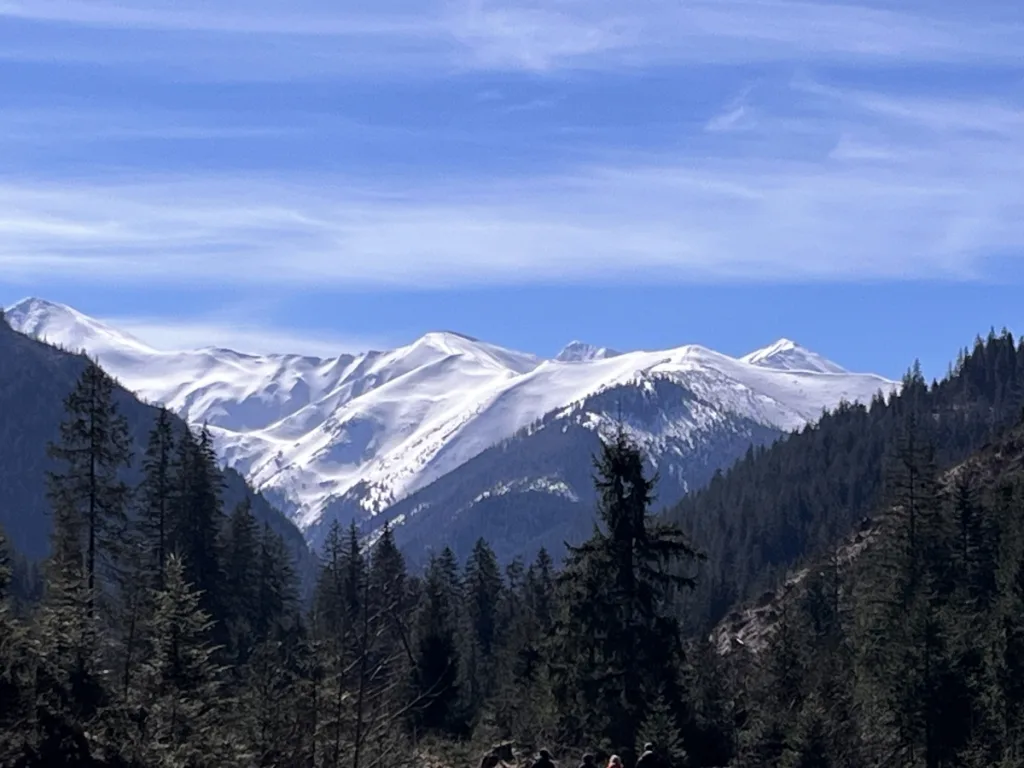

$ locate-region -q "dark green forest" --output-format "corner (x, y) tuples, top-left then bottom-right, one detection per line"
(4, 330), (1024, 767)
(672, 329), (1024, 633)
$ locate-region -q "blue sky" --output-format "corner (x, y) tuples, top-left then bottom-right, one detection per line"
(0, 0), (1022, 379)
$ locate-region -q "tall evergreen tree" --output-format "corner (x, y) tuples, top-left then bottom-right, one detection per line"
(133, 554), (242, 768)
(138, 406), (176, 591)
(46, 361), (132, 618)
(255, 522), (297, 640)
(312, 520), (368, 768)
(368, 522), (413, 706)
(412, 547), (464, 735)
(0, 525), (32, 765)
(172, 424), (225, 622)
(553, 426), (702, 752)
(461, 538), (503, 717)
(223, 496), (260, 663)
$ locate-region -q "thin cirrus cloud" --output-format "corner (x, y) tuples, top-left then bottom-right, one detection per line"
(0, 0), (1021, 292)
(99, 314), (390, 357)
(0, 0), (1020, 78)
(1, 78), (1022, 290)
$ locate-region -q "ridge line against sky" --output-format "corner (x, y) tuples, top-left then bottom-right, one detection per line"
(0, 0), (1022, 378)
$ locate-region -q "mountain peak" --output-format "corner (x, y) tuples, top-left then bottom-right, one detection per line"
(7, 297), (84, 335)
(8, 296), (70, 317)
(421, 329), (480, 344)
(555, 341), (621, 363)
(741, 338), (847, 374)
(5, 296), (154, 356)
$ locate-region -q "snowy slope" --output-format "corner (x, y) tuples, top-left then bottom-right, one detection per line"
(555, 341), (621, 363)
(5, 298), (897, 546)
(741, 337), (847, 375)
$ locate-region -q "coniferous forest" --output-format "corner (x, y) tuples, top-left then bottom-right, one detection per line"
(4, 330), (1024, 767)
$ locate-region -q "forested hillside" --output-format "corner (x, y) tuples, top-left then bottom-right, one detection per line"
(0, 313), (312, 581)
(708, 407), (1024, 766)
(672, 330), (1024, 632)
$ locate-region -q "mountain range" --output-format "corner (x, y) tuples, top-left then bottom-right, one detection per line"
(5, 298), (898, 561)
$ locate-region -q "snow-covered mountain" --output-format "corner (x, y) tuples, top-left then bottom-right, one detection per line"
(5, 298), (898, 554)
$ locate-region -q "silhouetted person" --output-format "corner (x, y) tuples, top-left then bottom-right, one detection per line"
(578, 754), (596, 768)
(635, 743), (660, 768)
(531, 749), (556, 768)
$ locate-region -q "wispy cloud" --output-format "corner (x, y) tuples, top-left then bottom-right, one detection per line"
(706, 86), (759, 133)
(101, 314), (388, 356)
(0, 0), (1019, 79)
(1, 0), (1020, 291)
(1, 76), (1021, 289)
(0, 106), (307, 143)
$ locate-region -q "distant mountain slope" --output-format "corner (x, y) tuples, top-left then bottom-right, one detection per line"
(0, 311), (314, 582)
(670, 330), (1024, 633)
(382, 375), (785, 567)
(6, 298), (896, 554)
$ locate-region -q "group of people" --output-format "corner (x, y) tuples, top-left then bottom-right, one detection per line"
(527, 743), (665, 768)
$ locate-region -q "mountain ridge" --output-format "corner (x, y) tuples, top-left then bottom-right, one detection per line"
(5, 297), (897, 551)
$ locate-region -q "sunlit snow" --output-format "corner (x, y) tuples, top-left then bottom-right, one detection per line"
(6, 297), (898, 536)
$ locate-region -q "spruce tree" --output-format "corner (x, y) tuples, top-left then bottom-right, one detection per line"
(312, 520), (367, 767)
(461, 538), (503, 717)
(368, 522), (413, 715)
(134, 554), (242, 767)
(31, 362), (131, 755)
(173, 424), (225, 622)
(0, 525), (32, 764)
(255, 522), (297, 640)
(861, 409), (955, 764)
(342, 521), (365, 654)
(412, 548), (464, 735)
(223, 496), (260, 663)
(138, 406), (176, 591)
(46, 360), (132, 619)
(636, 688), (688, 767)
(553, 426), (702, 751)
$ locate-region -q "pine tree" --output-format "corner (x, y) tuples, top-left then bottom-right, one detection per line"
(0, 525), (32, 764)
(134, 554), (243, 767)
(528, 547), (555, 633)
(234, 530), (305, 767)
(342, 522), (365, 653)
(461, 538), (503, 717)
(172, 424), (225, 623)
(46, 360), (132, 619)
(314, 520), (346, 639)
(553, 426), (702, 751)
(223, 496), (260, 663)
(861, 409), (955, 765)
(29, 362), (133, 758)
(255, 523), (297, 640)
(114, 504), (148, 703)
(412, 547), (465, 735)
(636, 689), (688, 767)
(368, 522), (413, 717)
(312, 520), (368, 767)
(781, 696), (832, 768)
(138, 406), (176, 591)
